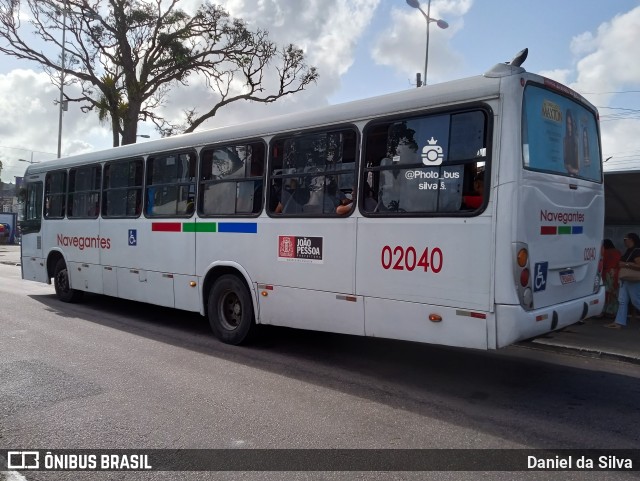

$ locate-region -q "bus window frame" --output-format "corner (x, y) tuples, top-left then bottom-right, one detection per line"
(266, 123), (360, 218)
(521, 81), (603, 184)
(67, 163), (102, 220)
(44, 169), (68, 220)
(359, 104), (494, 218)
(198, 138), (267, 218)
(102, 157), (145, 219)
(144, 148), (197, 219)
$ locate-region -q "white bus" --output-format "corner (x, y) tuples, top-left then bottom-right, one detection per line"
(20, 50), (605, 349)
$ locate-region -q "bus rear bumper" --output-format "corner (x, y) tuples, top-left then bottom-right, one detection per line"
(494, 286), (605, 348)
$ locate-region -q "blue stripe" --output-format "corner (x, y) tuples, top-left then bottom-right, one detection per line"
(218, 222), (258, 234)
(572, 226), (583, 234)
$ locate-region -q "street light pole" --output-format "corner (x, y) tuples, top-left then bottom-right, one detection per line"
(406, 0), (448, 86)
(424, 0), (431, 87)
(57, 0), (68, 159)
(18, 152), (40, 164)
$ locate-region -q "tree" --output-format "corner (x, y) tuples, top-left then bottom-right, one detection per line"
(0, 0), (318, 146)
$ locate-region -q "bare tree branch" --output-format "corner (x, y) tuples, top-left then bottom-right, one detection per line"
(0, 0), (318, 146)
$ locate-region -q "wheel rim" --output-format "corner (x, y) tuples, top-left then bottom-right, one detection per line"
(56, 268), (70, 294)
(219, 290), (242, 331)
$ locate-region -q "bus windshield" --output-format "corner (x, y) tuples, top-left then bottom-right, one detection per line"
(522, 84), (601, 182)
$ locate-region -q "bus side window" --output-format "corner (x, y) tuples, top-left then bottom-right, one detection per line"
(199, 141), (265, 216)
(268, 130), (357, 216)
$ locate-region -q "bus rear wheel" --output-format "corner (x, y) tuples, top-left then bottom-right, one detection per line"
(53, 258), (84, 303)
(207, 274), (255, 345)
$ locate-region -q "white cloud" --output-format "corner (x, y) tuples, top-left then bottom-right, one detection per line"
(0, 0), (381, 173)
(0, 69), (109, 180)
(157, 0), (381, 131)
(568, 6), (640, 169)
(371, 0), (472, 84)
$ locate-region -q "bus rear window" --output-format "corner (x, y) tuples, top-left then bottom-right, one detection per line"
(522, 84), (601, 182)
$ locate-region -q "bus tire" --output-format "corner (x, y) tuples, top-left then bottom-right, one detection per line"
(53, 258), (84, 303)
(207, 274), (256, 345)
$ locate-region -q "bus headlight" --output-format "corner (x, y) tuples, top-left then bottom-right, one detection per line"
(594, 274), (601, 294)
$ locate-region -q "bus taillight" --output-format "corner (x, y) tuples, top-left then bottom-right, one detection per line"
(517, 248), (528, 268)
(514, 243), (533, 310)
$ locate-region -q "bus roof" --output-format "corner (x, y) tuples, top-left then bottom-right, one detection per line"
(23, 62), (585, 176)
(24, 73), (507, 176)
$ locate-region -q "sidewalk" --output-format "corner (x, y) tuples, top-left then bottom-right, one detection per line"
(0, 244), (21, 266)
(525, 314), (640, 364)
(1, 244), (638, 363)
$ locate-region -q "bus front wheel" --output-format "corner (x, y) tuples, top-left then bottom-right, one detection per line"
(207, 274), (255, 345)
(53, 258), (84, 303)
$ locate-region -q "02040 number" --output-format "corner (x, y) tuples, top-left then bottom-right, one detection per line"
(381, 245), (443, 273)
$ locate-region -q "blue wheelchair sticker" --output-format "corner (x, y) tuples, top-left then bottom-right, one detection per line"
(128, 229), (137, 246)
(533, 262), (548, 292)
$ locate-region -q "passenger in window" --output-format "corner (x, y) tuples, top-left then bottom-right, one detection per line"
(336, 182), (377, 215)
(275, 178), (306, 214)
(323, 178), (343, 214)
(303, 175), (325, 213)
(269, 180), (282, 213)
(362, 182), (378, 212)
(462, 170), (484, 209)
(334, 182), (354, 215)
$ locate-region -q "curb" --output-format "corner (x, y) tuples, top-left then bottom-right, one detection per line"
(517, 340), (640, 366)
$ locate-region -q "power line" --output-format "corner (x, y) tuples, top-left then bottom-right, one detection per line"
(582, 90), (640, 95)
(0, 145), (56, 156)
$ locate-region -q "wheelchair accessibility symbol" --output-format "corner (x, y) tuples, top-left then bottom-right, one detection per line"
(533, 262), (548, 292)
(128, 229), (137, 246)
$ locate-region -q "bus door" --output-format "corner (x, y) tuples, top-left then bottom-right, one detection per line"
(21, 177), (47, 283)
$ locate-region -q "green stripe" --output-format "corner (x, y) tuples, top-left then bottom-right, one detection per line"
(182, 222), (217, 232)
(558, 226), (572, 235)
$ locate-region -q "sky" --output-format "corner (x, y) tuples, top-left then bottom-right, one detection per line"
(1, 0), (640, 181)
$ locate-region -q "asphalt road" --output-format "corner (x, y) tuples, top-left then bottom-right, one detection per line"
(1, 262), (639, 481)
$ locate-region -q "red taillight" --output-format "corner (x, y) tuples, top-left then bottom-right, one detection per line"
(520, 268), (530, 287)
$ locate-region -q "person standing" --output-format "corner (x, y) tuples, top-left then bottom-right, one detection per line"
(605, 233), (640, 329)
(601, 239), (622, 319)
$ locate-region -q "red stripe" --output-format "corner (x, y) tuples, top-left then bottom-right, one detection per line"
(152, 222), (181, 232)
(540, 226), (557, 235)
